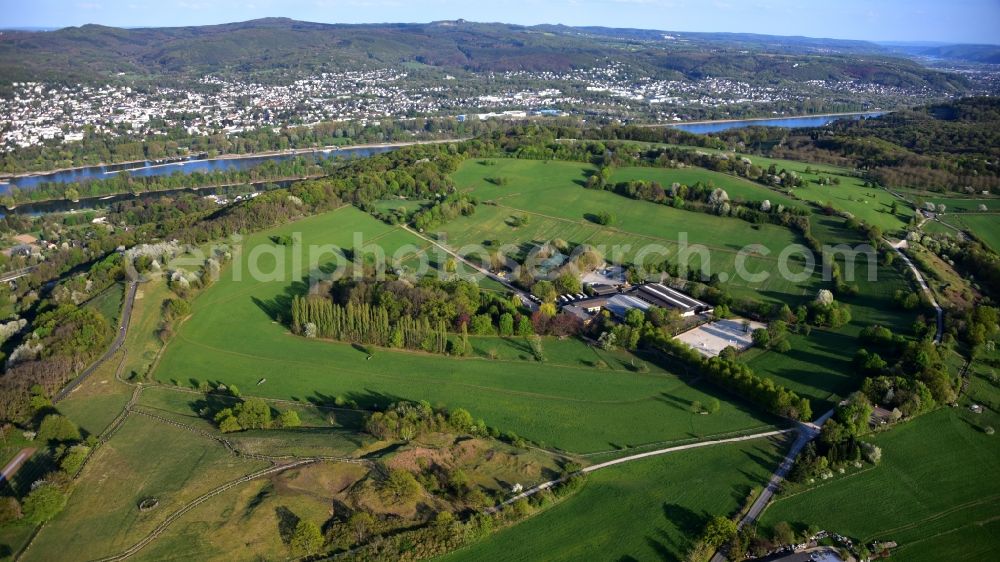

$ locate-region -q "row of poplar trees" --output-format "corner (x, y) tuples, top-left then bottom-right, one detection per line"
(290, 295), (448, 354)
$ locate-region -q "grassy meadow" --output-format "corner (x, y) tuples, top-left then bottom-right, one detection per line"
(930, 214), (1000, 251)
(447, 158), (822, 305)
(440, 437), (786, 562)
(152, 206), (778, 454)
(23, 415), (269, 562)
(761, 359), (1000, 561)
(661, 145), (914, 233)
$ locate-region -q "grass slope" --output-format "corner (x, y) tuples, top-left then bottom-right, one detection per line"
(154, 206), (776, 454)
(448, 158), (820, 304)
(440, 437), (786, 562)
(761, 360), (1000, 561)
(663, 145), (913, 233)
(24, 415), (268, 562)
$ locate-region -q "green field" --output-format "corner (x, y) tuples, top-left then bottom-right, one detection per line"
(58, 279), (177, 436)
(895, 191), (1000, 213)
(440, 437), (786, 562)
(745, 331), (857, 414)
(84, 281), (125, 326)
(24, 414), (268, 562)
(611, 166), (802, 209)
(447, 158), (822, 304)
(933, 214), (1000, 251)
(761, 360), (1000, 561)
(663, 145), (913, 233)
(153, 206), (778, 454)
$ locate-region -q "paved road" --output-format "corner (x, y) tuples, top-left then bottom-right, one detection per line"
(886, 239), (943, 343)
(0, 447), (37, 484)
(709, 409), (836, 562)
(53, 280), (139, 403)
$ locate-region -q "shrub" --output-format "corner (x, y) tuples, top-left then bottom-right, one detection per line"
(289, 519), (324, 555)
(278, 410), (301, 428)
(37, 414), (81, 443)
(382, 469), (421, 503)
(23, 483), (67, 523)
(59, 444), (91, 475)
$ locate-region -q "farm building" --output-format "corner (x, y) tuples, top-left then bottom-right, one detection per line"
(588, 283), (620, 296)
(628, 282), (713, 317)
(561, 304), (594, 324)
(870, 406), (896, 428)
(605, 294), (651, 319)
(565, 283), (710, 323)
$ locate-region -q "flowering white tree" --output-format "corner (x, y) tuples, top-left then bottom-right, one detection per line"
(709, 188), (729, 205)
(815, 289), (834, 306)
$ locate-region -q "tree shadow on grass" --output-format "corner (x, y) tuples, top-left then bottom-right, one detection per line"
(662, 502), (707, 537)
(308, 389), (406, 412)
(243, 482), (274, 521)
(655, 392), (693, 412)
(250, 279), (311, 324)
(1, 452), (53, 497)
(190, 391), (242, 422)
(742, 447), (783, 474)
(275, 505), (301, 544)
(645, 532), (679, 562)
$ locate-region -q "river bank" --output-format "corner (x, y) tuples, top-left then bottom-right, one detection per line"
(0, 137), (467, 182)
(667, 111), (886, 134)
(656, 110), (883, 128)
(1, 178), (304, 216)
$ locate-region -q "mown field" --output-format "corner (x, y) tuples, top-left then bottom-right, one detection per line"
(611, 166), (802, 210)
(761, 359), (1000, 561)
(894, 190), (1000, 213)
(447, 158), (822, 305)
(440, 437), (786, 562)
(153, 206), (778, 454)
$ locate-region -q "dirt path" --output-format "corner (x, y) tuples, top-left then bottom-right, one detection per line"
(92, 460), (317, 562)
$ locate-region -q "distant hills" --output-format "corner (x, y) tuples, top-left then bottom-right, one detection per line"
(881, 43), (1000, 65)
(0, 18), (974, 91)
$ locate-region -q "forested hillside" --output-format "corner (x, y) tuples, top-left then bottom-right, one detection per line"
(712, 97), (1000, 193)
(0, 18), (970, 91)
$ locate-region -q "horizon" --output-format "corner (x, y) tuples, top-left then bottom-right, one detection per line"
(1, 0), (999, 45)
(3, 17), (1000, 48)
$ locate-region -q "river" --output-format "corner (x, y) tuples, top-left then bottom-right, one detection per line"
(0, 144), (397, 192)
(669, 111), (885, 134)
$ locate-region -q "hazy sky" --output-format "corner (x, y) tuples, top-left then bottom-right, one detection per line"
(1, 0), (998, 44)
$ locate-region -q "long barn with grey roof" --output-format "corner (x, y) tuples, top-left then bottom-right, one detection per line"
(629, 283), (713, 317)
